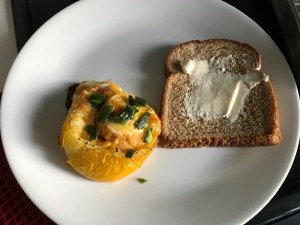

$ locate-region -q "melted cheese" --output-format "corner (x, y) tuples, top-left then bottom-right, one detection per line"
(72, 81), (160, 152)
(97, 97), (148, 150)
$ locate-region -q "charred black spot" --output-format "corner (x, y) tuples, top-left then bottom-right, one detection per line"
(65, 83), (80, 110)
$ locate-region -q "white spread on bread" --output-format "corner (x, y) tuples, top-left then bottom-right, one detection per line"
(182, 56), (269, 122)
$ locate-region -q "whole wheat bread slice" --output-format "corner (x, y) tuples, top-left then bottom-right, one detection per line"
(160, 39), (281, 148)
(164, 39), (261, 77)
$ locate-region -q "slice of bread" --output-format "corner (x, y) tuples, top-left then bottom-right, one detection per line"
(164, 39), (261, 77)
(160, 39), (282, 148)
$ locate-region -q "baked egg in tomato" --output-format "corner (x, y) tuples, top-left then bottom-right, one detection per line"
(59, 81), (161, 181)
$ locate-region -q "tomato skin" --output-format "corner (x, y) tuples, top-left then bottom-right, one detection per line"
(59, 81), (161, 181)
(67, 147), (152, 182)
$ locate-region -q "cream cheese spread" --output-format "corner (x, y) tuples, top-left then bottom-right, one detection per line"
(182, 57), (268, 122)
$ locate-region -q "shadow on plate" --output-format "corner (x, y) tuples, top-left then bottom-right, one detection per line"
(30, 83), (81, 178)
(138, 44), (173, 112)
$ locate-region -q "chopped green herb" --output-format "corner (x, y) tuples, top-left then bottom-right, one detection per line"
(135, 96), (147, 106)
(125, 149), (137, 158)
(129, 95), (147, 107)
(112, 105), (137, 124)
(97, 105), (114, 122)
(134, 112), (150, 129)
(128, 95), (135, 105)
(84, 124), (99, 140)
(144, 128), (152, 143)
(89, 93), (107, 108)
(137, 178), (148, 184)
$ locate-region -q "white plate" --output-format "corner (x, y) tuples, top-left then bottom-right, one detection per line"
(1, 0), (300, 224)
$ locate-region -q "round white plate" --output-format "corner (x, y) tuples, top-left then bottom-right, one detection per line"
(2, 0), (300, 224)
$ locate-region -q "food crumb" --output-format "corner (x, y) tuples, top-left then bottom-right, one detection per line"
(137, 178), (148, 184)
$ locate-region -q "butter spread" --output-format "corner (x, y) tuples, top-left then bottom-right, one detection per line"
(182, 57), (269, 122)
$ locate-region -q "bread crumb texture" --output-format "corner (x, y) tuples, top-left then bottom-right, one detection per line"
(160, 74), (282, 148)
(165, 39), (261, 77)
(161, 39), (282, 148)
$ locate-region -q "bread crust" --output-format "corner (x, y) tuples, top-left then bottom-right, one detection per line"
(160, 43), (282, 148)
(160, 133), (282, 148)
